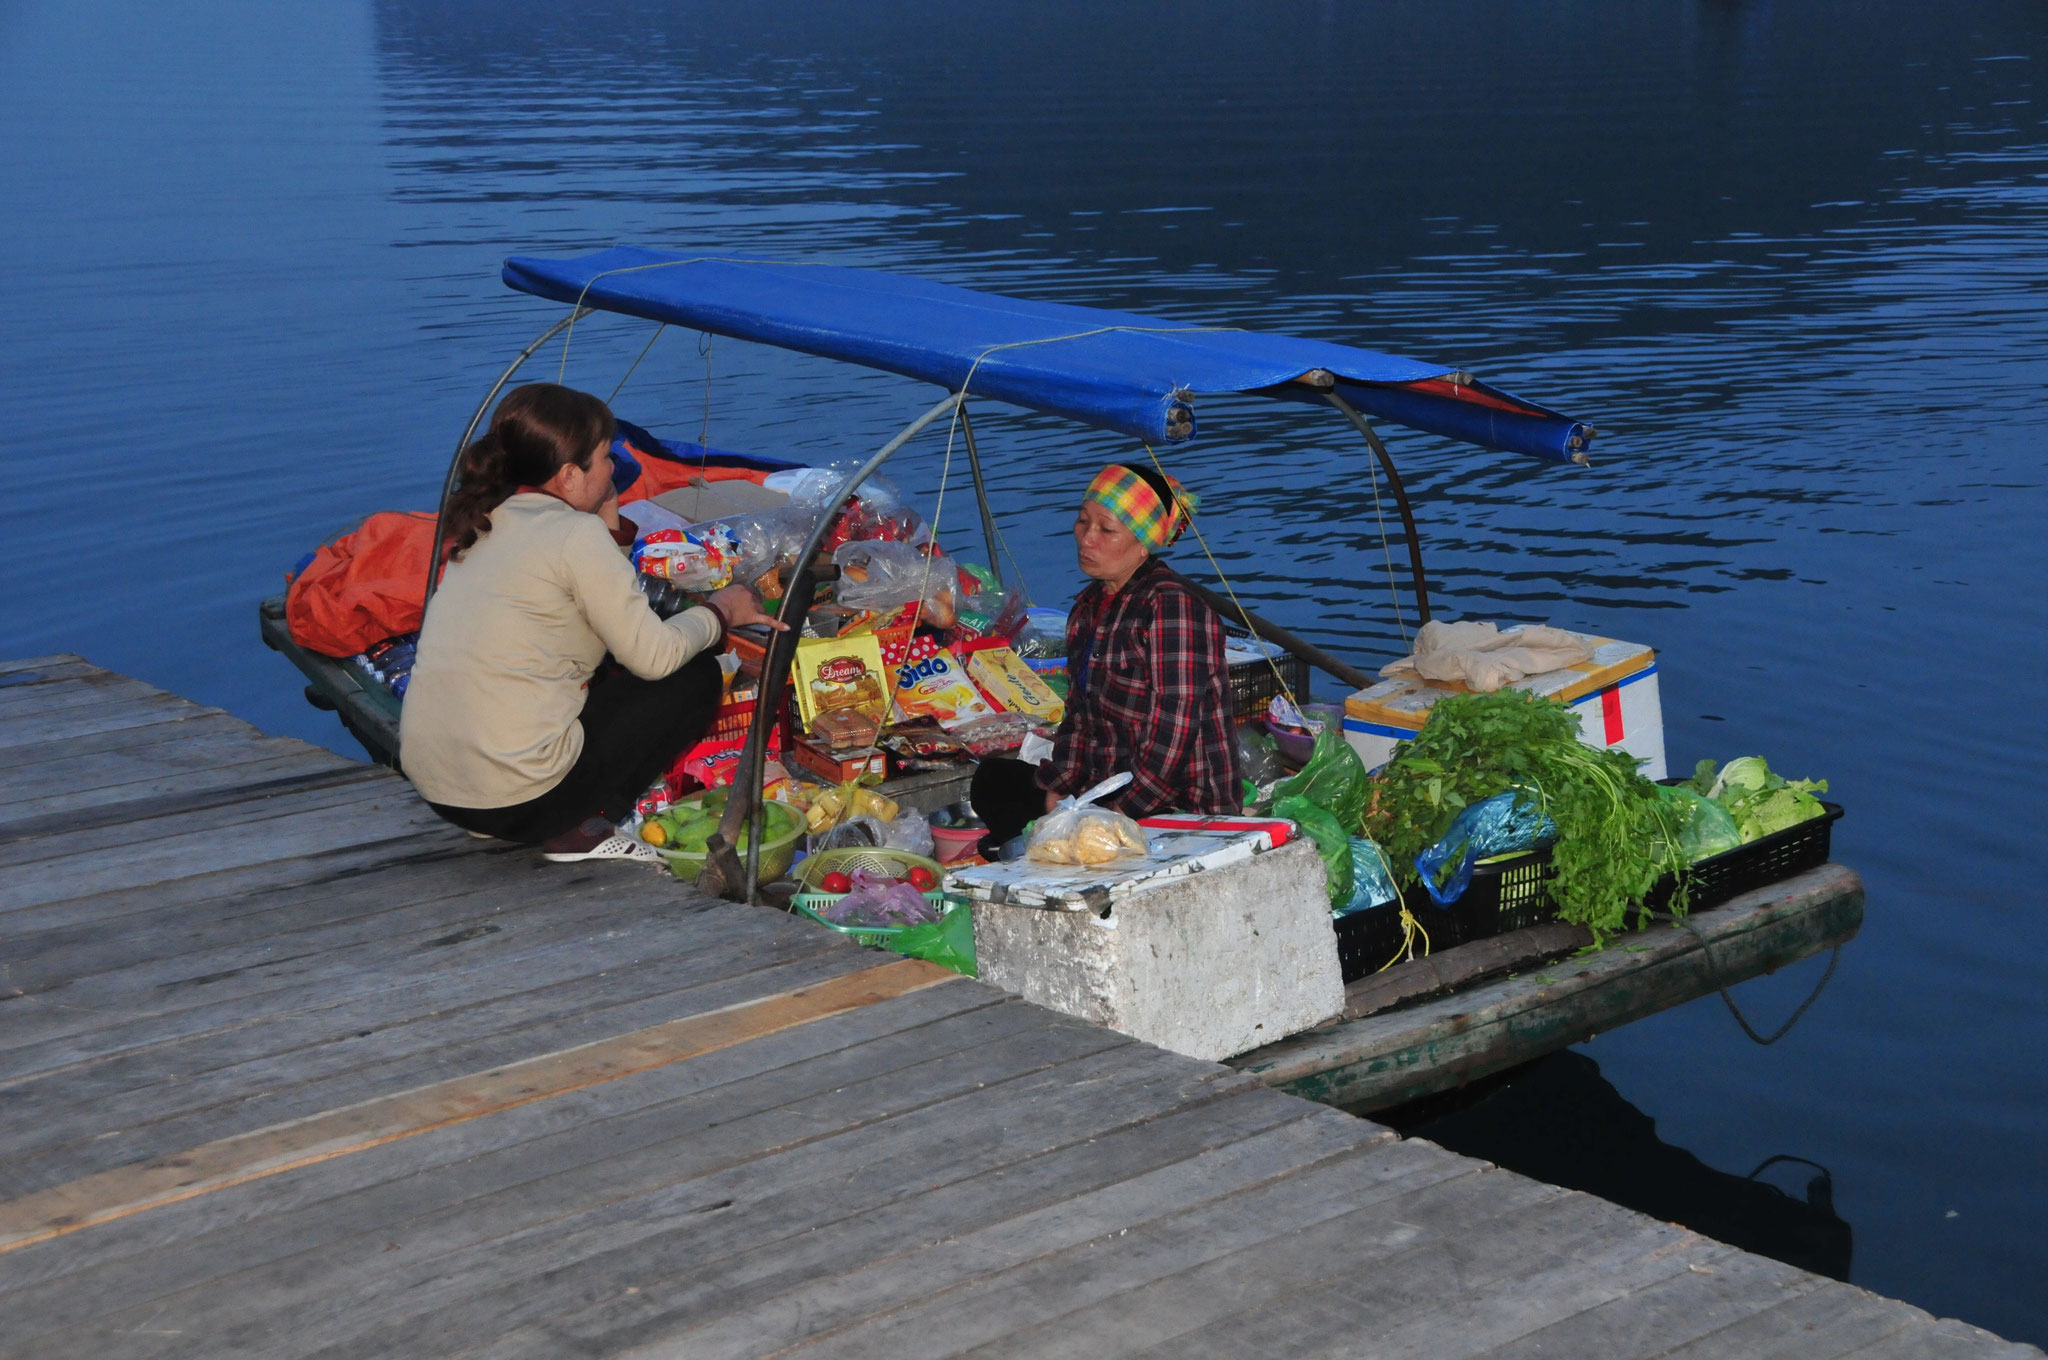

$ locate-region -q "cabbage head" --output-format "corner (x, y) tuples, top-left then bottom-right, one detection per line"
(1692, 755), (1828, 842)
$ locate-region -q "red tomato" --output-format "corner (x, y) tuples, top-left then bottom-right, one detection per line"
(820, 871), (853, 894)
(908, 865), (937, 892)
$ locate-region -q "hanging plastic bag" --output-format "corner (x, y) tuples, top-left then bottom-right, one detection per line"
(1274, 794), (1354, 908)
(880, 807), (937, 859)
(1337, 837), (1400, 918)
(689, 507), (809, 586)
(1271, 724), (1371, 829)
(1027, 773), (1152, 867)
(1414, 791), (1557, 906)
(833, 540), (963, 626)
(1236, 726), (1282, 787)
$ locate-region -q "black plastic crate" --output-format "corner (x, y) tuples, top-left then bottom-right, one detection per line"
(1228, 651), (1310, 722)
(1332, 851), (1554, 982)
(1331, 798), (1845, 983)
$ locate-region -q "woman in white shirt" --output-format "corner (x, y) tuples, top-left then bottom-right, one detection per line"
(400, 383), (783, 861)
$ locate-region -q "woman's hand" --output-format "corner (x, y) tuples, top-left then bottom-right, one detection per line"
(708, 583), (791, 632)
(596, 479), (623, 533)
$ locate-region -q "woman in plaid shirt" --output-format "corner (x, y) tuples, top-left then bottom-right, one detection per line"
(971, 463), (1242, 852)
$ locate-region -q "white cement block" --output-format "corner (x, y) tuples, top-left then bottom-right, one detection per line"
(968, 838), (1344, 1062)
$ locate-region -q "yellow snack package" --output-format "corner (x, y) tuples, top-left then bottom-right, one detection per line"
(963, 644), (1065, 724)
(792, 635), (891, 733)
(891, 646), (998, 730)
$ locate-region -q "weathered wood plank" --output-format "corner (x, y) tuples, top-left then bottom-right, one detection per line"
(11, 996), (1138, 1356)
(0, 654), (92, 678)
(1834, 1317), (2047, 1359)
(472, 1097), (1382, 1360)
(0, 729), (335, 810)
(0, 771), (401, 869)
(0, 673), (175, 719)
(1345, 920), (1591, 1019)
(1653, 1282), (1924, 1359)
(0, 957), (957, 1255)
(142, 1035), (1204, 1360)
(1233, 863), (1865, 1111)
(0, 693), (223, 753)
(0, 709), (257, 775)
(0, 863), (710, 1058)
(2, 915), (868, 1187)
(0, 788), (450, 910)
(1460, 1245), (1828, 1359)
(736, 1153), (1548, 1360)
(0, 980), (1003, 1305)
(0, 750), (363, 832)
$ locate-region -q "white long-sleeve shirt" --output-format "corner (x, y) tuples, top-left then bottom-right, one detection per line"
(399, 493), (722, 808)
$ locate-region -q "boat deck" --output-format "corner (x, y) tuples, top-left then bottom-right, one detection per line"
(0, 655), (2034, 1359)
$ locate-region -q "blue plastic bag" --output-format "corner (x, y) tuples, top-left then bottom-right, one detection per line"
(1414, 792), (1557, 906)
(1335, 837), (1400, 918)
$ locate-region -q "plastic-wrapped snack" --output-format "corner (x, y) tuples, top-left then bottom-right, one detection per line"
(878, 719), (972, 771)
(833, 540), (963, 627)
(1026, 773), (1152, 867)
(950, 711), (1048, 758)
(688, 507), (809, 586)
(633, 525), (737, 591)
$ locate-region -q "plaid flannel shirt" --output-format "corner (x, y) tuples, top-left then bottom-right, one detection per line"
(1041, 559), (1243, 818)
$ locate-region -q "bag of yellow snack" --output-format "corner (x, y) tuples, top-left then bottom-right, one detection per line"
(1026, 773), (1152, 867)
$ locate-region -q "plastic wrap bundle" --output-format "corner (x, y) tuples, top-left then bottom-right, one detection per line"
(1655, 785), (1743, 866)
(1414, 791), (1557, 906)
(689, 507), (809, 585)
(1338, 838), (1400, 917)
(817, 871), (942, 927)
(832, 540), (962, 625)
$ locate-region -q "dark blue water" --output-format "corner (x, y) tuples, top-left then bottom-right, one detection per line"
(4, 0), (2044, 1340)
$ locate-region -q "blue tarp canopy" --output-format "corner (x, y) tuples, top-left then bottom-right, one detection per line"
(503, 246), (1595, 463)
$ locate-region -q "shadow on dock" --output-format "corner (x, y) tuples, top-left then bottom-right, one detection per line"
(1375, 1050), (1853, 1282)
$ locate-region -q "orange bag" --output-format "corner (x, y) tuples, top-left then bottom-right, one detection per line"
(284, 511), (437, 657)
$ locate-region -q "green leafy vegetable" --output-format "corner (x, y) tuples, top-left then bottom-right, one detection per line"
(1361, 689), (1683, 944)
(1689, 756), (1829, 843)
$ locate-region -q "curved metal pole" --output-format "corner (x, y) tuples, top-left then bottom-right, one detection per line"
(1324, 390), (1433, 625)
(424, 307), (594, 611)
(956, 402), (1004, 589)
(700, 390), (967, 904)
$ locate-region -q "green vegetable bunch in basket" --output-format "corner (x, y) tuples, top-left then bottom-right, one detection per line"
(1362, 689), (1684, 944)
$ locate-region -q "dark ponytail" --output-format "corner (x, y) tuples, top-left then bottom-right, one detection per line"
(441, 384), (616, 560)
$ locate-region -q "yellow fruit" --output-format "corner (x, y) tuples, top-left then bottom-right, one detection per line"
(640, 821), (668, 847)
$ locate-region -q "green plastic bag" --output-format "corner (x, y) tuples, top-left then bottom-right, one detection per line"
(801, 897), (978, 977)
(1273, 724), (1370, 828)
(1275, 794), (1354, 908)
(884, 899), (977, 976)
(1656, 785), (1743, 866)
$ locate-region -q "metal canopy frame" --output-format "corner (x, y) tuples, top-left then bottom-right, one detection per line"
(431, 307), (1467, 903)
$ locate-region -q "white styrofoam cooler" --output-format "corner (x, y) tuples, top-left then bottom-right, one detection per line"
(951, 837), (1343, 1062)
(1341, 629), (1668, 781)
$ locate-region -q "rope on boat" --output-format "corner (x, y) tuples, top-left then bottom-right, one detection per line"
(607, 323), (668, 403)
(1649, 909), (1842, 1046)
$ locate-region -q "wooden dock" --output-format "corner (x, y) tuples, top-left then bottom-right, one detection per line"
(0, 655), (2035, 1359)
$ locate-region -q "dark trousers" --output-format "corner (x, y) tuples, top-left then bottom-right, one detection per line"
(971, 755), (1050, 855)
(429, 652), (723, 843)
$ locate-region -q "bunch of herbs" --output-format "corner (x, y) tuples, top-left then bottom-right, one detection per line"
(1361, 689), (1684, 942)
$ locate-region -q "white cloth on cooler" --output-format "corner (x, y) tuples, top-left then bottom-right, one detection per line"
(1379, 620), (1595, 693)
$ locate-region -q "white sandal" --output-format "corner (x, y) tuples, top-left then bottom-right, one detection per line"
(542, 833), (666, 865)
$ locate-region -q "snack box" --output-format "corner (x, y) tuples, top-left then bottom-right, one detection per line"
(958, 641), (1065, 724)
(890, 646), (998, 730)
(792, 634), (892, 731)
(788, 737), (888, 785)
(1343, 628), (1666, 780)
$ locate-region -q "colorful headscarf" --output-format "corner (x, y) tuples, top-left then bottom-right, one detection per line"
(1083, 463), (1200, 551)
